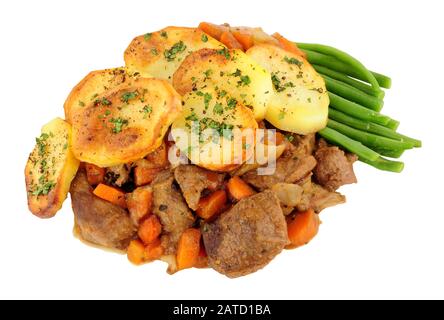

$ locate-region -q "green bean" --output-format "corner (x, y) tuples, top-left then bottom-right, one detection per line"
(323, 74), (384, 111)
(384, 119), (400, 130)
(318, 127), (380, 161)
(371, 148), (405, 159)
(328, 109), (422, 147)
(302, 49), (392, 89)
(328, 92), (390, 125)
(359, 157), (404, 173)
(313, 64), (385, 99)
(327, 119), (414, 152)
(297, 43), (380, 90)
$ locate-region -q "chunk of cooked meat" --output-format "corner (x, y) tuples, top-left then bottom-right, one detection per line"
(242, 150), (317, 191)
(271, 183), (303, 215)
(152, 170), (195, 254)
(288, 133), (316, 157)
(297, 179), (346, 213)
(313, 140), (357, 191)
(105, 164), (130, 187)
(70, 170), (136, 250)
(174, 165), (225, 210)
(202, 190), (288, 278)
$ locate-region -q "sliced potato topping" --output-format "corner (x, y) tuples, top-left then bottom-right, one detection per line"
(171, 88), (258, 172)
(246, 44), (329, 134)
(64, 67), (141, 124)
(124, 26), (224, 82)
(25, 118), (80, 218)
(173, 48), (273, 120)
(71, 78), (182, 167)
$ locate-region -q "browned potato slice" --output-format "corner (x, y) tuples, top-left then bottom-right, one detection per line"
(64, 68), (139, 124)
(71, 77), (182, 167)
(173, 48), (273, 120)
(171, 88), (258, 172)
(25, 118), (80, 218)
(124, 26), (224, 82)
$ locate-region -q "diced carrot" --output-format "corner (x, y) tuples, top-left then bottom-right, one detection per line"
(198, 22), (228, 40)
(127, 239), (146, 265)
(220, 31), (243, 50)
(126, 187), (153, 225)
(85, 163), (105, 185)
(196, 189), (227, 220)
(93, 183), (127, 208)
(145, 142), (168, 168)
(144, 238), (164, 261)
(272, 32), (306, 58)
(134, 166), (161, 186)
(138, 215), (162, 245)
(176, 228), (201, 270)
(286, 209), (320, 249)
(231, 29), (255, 50)
(205, 172), (221, 191)
(226, 176), (255, 201)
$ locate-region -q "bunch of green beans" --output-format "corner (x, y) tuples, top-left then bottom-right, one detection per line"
(295, 43), (421, 172)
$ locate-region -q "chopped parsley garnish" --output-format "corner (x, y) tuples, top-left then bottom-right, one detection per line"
(203, 93), (212, 109)
(271, 74), (294, 92)
(231, 69), (242, 77)
(121, 91), (138, 103)
(160, 31), (168, 38)
(201, 34), (208, 42)
(164, 41), (187, 61)
(95, 97), (111, 106)
(142, 105), (152, 118)
(109, 117), (128, 134)
(284, 56), (302, 67)
(238, 75), (251, 87)
(144, 33), (152, 40)
(226, 98), (237, 109)
(213, 103), (224, 115)
(285, 134), (295, 142)
(90, 93), (99, 101)
(278, 108), (287, 120)
(36, 133), (49, 157)
(78, 100), (85, 107)
(185, 112), (199, 122)
(216, 47), (230, 59)
(151, 48), (158, 55)
(32, 180), (55, 196)
(203, 69), (213, 78)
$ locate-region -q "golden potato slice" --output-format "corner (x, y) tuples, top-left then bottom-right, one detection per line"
(246, 44), (329, 134)
(71, 77), (182, 167)
(171, 88), (258, 172)
(173, 48), (273, 120)
(25, 118), (80, 218)
(124, 26), (223, 82)
(64, 68), (143, 124)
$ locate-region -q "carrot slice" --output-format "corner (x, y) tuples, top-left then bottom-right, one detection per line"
(220, 31), (243, 50)
(272, 32), (306, 58)
(231, 30), (255, 50)
(198, 22), (228, 40)
(196, 189), (227, 220)
(177, 228), (201, 270)
(226, 176), (255, 201)
(126, 187), (153, 225)
(93, 183), (127, 208)
(286, 209), (320, 249)
(144, 238), (164, 261)
(134, 166), (161, 186)
(138, 215), (162, 245)
(85, 163), (105, 186)
(127, 239), (146, 265)
(205, 172), (221, 191)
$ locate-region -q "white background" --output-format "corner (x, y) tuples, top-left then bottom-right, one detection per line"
(0, 0), (443, 300)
